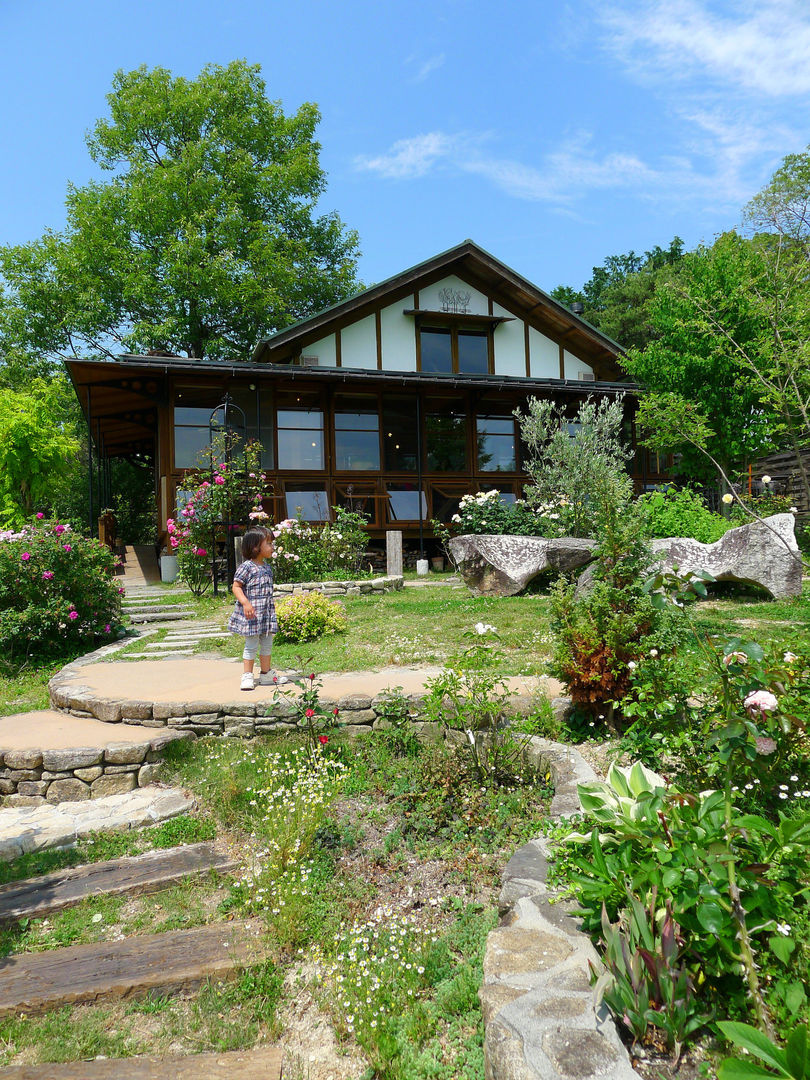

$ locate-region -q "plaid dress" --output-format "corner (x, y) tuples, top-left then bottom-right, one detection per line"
(227, 560), (278, 637)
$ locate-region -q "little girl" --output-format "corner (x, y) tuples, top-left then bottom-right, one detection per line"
(228, 526), (287, 690)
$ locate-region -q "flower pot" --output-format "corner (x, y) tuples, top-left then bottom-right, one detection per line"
(160, 554), (179, 583)
(431, 556), (445, 572)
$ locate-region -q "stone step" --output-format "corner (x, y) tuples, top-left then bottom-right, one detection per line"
(0, 920), (262, 1017)
(0, 1046), (282, 1079)
(122, 604), (197, 613)
(121, 651), (194, 658)
(0, 843), (237, 923)
(127, 617), (195, 626)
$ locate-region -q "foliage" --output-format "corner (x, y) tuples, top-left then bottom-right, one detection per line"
(433, 488), (564, 542)
(270, 506), (368, 583)
(0, 380), (79, 526)
(594, 893), (706, 1059)
(274, 591), (348, 643)
(373, 686), (420, 756)
(637, 486), (730, 543)
(168, 437), (266, 595)
(719, 1022), (810, 1079)
(270, 668), (342, 754)
(517, 394), (633, 538)
(0, 61), (360, 364)
(551, 237), (686, 351)
(549, 496), (681, 724)
(422, 625), (529, 786)
(0, 517), (123, 663)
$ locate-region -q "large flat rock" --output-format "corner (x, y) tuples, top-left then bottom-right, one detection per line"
(449, 534), (596, 596)
(651, 512), (802, 600)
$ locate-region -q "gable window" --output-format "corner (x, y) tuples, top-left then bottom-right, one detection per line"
(419, 327), (491, 375)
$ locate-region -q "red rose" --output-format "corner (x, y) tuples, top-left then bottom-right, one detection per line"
(305, 708), (315, 718)
(318, 735), (329, 745)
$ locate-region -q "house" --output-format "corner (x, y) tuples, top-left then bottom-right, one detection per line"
(64, 240), (663, 558)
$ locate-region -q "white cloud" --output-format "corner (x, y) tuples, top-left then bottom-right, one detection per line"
(412, 53), (445, 82)
(599, 0), (810, 97)
(355, 132), (460, 179)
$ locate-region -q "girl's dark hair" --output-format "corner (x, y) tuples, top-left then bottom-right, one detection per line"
(241, 527), (270, 561)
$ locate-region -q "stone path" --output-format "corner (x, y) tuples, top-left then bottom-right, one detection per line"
(0, 843), (236, 922)
(0, 786), (194, 861)
(0, 1046), (283, 1079)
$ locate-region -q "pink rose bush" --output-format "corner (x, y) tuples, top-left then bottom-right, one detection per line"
(0, 516), (123, 663)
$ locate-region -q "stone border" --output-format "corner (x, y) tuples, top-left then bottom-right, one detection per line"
(274, 574), (403, 598)
(480, 737), (637, 1079)
(0, 731), (193, 808)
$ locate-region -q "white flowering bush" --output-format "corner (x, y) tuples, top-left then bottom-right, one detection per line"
(441, 489), (564, 539)
(270, 506), (368, 583)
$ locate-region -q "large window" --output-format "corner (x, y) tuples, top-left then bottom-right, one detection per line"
(173, 385), (273, 469)
(173, 387), (223, 468)
(382, 396), (418, 471)
(425, 401), (467, 472)
(334, 394), (380, 470)
(277, 393), (324, 470)
(419, 326), (491, 375)
(284, 485), (330, 521)
(477, 415), (517, 472)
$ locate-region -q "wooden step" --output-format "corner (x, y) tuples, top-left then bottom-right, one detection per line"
(0, 1044), (283, 1078)
(0, 843), (237, 923)
(0, 920), (263, 1017)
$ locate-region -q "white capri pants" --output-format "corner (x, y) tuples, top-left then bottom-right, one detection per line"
(242, 633), (274, 661)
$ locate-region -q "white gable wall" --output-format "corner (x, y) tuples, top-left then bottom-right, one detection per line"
(380, 302), (414, 371)
(301, 333), (337, 367)
(529, 329), (559, 378)
(492, 301), (526, 377)
(417, 274), (489, 314)
(340, 314), (377, 370)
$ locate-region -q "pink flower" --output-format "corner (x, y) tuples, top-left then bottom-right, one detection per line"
(54, 524), (65, 536)
(118, 587), (125, 595)
(170, 535), (180, 549)
(63, 544), (72, 552)
(104, 624), (111, 633)
(21, 552), (30, 561)
(68, 610), (78, 621)
(201, 480), (211, 489)
(213, 475), (225, 485)
(744, 690), (779, 714)
(36, 512), (44, 519)
(166, 517), (175, 528)
(195, 547), (207, 557)
(42, 570), (54, 580)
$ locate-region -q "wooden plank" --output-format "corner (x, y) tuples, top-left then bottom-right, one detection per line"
(0, 920), (262, 1017)
(0, 1045), (282, 1079)
(0, 844), (237, 924)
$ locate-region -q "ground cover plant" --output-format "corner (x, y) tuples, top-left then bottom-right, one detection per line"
(0, 713), (553, 1077)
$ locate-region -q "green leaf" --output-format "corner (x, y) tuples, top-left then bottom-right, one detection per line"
(718, 1060), (785, 1080)
(696, 902), (726, 934)
(717, 1022), (789, 1075)
(786, 1026), (810, 1079)
(769, 935), (796, 965)
(785, 982), (806, 1017)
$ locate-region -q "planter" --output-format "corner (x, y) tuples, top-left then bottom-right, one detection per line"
(430, 556), (445, 572)
(160, 554), (179, 583)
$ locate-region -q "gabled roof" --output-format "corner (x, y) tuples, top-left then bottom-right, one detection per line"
(252, 239), (626, 379)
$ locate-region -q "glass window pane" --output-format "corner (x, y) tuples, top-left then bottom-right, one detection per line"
(285, 489), (329, 520)
(335, 430), (380, 470)
(387, 485), (427, 521)
(334, 395), (379, 430)
(478, 416), (514, 435)
(278, 429), (324, 470)
(458, 331), (489, 374)
(478, 434), (516, 472)
(426, 411), (466, 471)
(174, 426), (211, 468)
(334, 484), (377, 526)
(420, 329), (452, 373)
(278, 408), (323, 430)
(382, 397), (418, 471)
(174, 406), (216, 426)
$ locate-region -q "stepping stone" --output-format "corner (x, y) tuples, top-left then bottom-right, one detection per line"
(0, 1045), (282, 1078)
(0, 920), (263, 1017)
(120, 651), (194, 658)
(128, 611), (195, 623)
(0, 843), (237, 923)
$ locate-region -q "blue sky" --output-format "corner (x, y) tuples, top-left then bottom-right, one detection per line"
(2, 0), (809, 294)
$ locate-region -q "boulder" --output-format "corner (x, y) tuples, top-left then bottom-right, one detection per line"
(649, 513), (802, 600)
(448, 534), (596, 597)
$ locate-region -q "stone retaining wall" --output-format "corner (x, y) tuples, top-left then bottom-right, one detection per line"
(274, 574), (403, 598)
(0, 731), (192, 808)
(480, 737), (637, 1080)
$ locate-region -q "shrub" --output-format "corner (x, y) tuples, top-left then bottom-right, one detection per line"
(275, 591), (348, 643)
(637, 486), (730, 543)
(436, 488), (564, 540)
(0, 517), (123, 663)
(270, 507), (368, 584)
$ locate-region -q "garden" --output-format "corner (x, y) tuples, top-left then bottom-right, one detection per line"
(1, 397), (809, 1078)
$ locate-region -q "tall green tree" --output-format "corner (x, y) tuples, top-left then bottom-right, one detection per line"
(551, 237), (685, 350)
(0, 61), (361, 364)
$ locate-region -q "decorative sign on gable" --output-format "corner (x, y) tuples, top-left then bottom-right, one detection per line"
(438, 287), (471, 314)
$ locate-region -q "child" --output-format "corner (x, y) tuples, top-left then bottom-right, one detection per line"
(228, 526), (287, 690)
